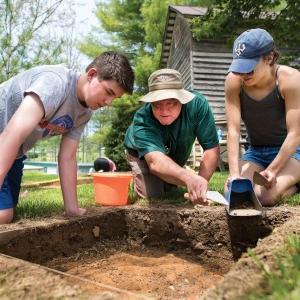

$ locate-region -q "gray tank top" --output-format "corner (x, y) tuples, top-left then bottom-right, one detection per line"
(240, 67), (287, 146)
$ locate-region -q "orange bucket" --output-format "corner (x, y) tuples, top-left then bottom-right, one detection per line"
(92, 172), (133, 206)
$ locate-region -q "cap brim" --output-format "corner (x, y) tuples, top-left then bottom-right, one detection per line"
(140, 89), (195, 104)
(228, 57), (260, 73)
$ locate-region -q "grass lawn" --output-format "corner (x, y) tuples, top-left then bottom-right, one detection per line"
(18, 171), (300, 220)
(22, 171), (59, 183)
(18, 171), (94, 218)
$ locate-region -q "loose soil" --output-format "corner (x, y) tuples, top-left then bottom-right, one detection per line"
(0, 205), (298, 300)
(46, 243), (226, 300)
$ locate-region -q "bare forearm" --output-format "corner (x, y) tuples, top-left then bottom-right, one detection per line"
(58, 157), (78, 213)
(225, 73), (243, 177)
(0, 93), (44, 186)
(198, 147), (219, 181)
(227, 131), (241, 176)
(145, 151), (213, 204)
(268, 133), (300, 175)
(145, 152), (193, 186)
(58, 135), (86, 217)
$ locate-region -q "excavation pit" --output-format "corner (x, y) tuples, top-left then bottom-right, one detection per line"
(0, 206), (293, 299)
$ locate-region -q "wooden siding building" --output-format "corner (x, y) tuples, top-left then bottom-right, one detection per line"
(159, 5), (299, 169)
(160, 5), (232, 126)
(160, 5), (238, 168)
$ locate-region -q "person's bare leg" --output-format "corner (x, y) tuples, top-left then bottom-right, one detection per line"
(255, 158), (300, 206)
(224, 160), (263, 194)
(240, 161), (264, 181)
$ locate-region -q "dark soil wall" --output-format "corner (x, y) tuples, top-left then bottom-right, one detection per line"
(0, 206), (291, 265)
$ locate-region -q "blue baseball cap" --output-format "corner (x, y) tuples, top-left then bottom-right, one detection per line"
(228, 28), (274, 73)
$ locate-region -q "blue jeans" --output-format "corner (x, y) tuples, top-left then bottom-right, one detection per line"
(241, 146), (300, 168)
(0, 156), (26, 209)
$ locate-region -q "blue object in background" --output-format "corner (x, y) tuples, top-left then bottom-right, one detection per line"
(217, 127), (223, 141)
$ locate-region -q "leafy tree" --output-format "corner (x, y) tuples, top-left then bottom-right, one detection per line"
(96, 0), (145, 52)
(0, 0), (78, 82)
(2, 0), (92, 162)
(191, 0), (300, 49)
(78, 0), (214, 167)
(102, 95), (141, 171)
(81, 0), (213, 89)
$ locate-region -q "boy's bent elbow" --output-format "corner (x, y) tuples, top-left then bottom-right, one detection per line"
(0, 208), (14, 224)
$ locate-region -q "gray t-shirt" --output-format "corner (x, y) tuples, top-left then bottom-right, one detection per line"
(0, 65), (93, 157)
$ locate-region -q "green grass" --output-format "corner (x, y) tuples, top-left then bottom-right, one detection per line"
(16, 184), (95, 220)
(279, 192), (300, 206)
(247, 234), (300, 299)
(17, 171), (229, 219)
(16, 170), (300, 219)
(208, 171), (228, 193)
(22, 171), (58, 183)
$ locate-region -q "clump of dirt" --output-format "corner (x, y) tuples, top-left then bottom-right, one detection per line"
(230, 191), (254, 209)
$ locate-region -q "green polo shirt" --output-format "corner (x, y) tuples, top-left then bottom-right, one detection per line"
(124, 90), (218, 167)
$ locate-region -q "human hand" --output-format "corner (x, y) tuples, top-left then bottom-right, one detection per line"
(226, 174), (241, 189)
(185, 174), (209, 205)
(184, 192), (211, 206)
(64, 207), (87, 217)
(260, 169), (276, 189)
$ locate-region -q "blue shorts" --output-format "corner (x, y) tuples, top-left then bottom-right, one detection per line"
(0, 156), (26, 209)
(241, 146), (300, 168)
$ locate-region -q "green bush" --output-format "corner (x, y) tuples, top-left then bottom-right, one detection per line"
(103, 94), (141, 171)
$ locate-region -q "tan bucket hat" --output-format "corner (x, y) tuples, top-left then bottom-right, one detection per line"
(140, 69), (195, 104)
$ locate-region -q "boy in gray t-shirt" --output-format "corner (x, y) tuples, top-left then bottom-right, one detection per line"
(0, 51), (134, 224)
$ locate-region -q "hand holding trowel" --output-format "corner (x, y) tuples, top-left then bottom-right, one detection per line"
(184, 191), (228, 206)
(185, 178), (263, 217)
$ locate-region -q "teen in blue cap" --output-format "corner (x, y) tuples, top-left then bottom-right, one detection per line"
(225, 28), (300, 205)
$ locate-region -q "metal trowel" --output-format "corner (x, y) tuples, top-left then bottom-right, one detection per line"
(206, 191), (228, 205)
(184, 191), (228, 205)
(184, 179), (263, 217)
(253, 171), (268, 187)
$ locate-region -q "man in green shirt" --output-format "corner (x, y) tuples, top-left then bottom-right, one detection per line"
(124, 69), (219, 204)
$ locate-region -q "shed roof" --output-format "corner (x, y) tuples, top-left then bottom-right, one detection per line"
(170, 5), (207, 16)
(160, 5), (207, 68)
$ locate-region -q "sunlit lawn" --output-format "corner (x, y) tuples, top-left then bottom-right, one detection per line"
(18, 171), (228, 219)
(17, 170), (300, 221)
(22, 171), (58, 183)
(17, 171), (94, 220)
(17, 183), (95, 220)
